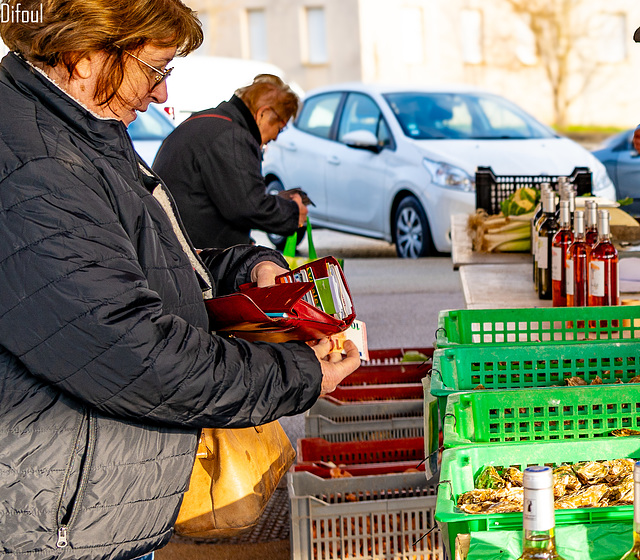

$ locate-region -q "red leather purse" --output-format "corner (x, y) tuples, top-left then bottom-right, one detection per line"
(205, 256), (355, 343)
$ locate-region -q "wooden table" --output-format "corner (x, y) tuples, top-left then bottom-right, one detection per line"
(450, 213), (530, 270)
(459, 263), (552, 309)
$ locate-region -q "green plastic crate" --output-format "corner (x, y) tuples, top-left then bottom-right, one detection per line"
(423, 342), (640, 480)
(443, 384), (640, 448)
(435, 306), (640, 348)
(435, 438), (640, 559)
(430, 342), (640, 401)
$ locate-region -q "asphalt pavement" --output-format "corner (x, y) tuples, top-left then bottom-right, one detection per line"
(253, 228), (466, 349)
(155, 228), (464, 560)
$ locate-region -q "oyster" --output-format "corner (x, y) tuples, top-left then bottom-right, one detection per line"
(573, 461), (609, 485)
(476, 465), (506, 490)
(502, 466), (524, 487)
(555, 484), (609, 509)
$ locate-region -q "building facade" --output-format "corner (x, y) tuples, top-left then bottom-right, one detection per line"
(184, 0), (640, 128)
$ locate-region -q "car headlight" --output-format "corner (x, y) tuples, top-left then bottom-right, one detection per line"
(422, 158), (475, 192)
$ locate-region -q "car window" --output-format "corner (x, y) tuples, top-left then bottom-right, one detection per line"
(337, 93), (392, 148)
(296, 92), (342, 139)
(128, 107), (175, 140)
(476, 97), (533, 138)
(384, 92), (554, 140)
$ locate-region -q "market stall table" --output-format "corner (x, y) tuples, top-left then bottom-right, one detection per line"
(450, 213), (530, 270)
(458, 263), (551, 309)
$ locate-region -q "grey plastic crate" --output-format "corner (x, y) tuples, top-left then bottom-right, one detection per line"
(305, 398), (424, 442)
(307, 397), (424, 421)
(288, 471), (443, 560)
(305, 414), (423, 442)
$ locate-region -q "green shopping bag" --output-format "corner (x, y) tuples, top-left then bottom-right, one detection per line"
(282, 219), (344, 269)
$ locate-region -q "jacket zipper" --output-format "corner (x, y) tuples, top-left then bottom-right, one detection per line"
(55, 408), (97, 548)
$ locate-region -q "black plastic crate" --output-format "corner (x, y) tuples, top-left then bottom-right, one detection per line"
(475, 166), (592, 215)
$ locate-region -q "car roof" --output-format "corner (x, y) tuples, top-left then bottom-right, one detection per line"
(302, 82), (489, 99)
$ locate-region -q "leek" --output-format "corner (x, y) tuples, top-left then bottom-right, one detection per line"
(468, 209), (533, 253)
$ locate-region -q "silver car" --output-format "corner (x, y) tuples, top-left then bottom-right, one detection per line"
(262, 83), (616, 258)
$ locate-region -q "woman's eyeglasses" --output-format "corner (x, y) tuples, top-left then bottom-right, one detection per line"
(269, 107), (288, 133)
(124, 50), (173, 91)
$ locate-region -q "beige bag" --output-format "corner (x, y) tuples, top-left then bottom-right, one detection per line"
(174, 421), (296, 539)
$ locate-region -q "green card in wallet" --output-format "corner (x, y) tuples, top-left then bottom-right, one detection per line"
(205, 256), (356, 343)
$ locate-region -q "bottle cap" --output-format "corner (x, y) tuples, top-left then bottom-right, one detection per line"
(598, 209), (610, 237)
(574, 210), (585, 235)
(586, 201), (598, 227)
(559, 201), (571, 226)
(542, 190), (556, 213)
(523, 465), (553, 489)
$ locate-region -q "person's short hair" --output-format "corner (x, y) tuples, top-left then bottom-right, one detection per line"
(0, 0), (203, 106)
(235, 74), (301, 123)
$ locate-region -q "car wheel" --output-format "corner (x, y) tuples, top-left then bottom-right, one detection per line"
(266, 179), (306, 251)
(394, 196), (434, 258)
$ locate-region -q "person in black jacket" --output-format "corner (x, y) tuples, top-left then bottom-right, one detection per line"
(153, 74), (307, 249)
(0, 1), (359, 559)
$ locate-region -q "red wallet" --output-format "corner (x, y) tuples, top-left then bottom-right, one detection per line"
(205, 256), (356, 343)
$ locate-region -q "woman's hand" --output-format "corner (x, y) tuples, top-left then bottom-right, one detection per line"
(290, 193), (309, 228)
(308, 338), (361, 395)
(250, 260), (289, 287)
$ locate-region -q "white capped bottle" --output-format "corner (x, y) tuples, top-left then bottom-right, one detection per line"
(618, 461), (640, 559)
(517, 465), (566, 560)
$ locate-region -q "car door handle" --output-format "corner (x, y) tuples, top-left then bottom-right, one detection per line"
(327, 155), (341, 165)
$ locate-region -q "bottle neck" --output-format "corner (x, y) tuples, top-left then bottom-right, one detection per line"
(522, 527), (559, 552)
(597, 231), (612, 243)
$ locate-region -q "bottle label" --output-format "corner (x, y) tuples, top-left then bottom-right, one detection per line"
(589, 260), (605, 298)
(551, 246), (562, 281)
(537, 237), (549, 269)
(523, 488), (554, 531)
(566, 257), (574, 296)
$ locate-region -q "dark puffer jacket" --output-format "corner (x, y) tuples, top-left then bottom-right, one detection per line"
(0, 52), (322, 560)
(153, 95), (300, 249)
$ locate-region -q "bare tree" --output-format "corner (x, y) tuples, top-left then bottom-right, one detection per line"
(504, 0), (601, 128)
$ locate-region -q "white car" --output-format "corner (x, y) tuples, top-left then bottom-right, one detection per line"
(262, 83), (616, 258)
(128, 104), (175, 166)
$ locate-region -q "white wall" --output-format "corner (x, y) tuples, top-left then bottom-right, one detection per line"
(184, 0), (640, 128)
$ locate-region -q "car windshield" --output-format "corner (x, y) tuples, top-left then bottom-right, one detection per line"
(383, 92), (555, 140)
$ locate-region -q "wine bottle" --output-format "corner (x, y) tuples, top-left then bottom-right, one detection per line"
(588, 209), (619, 306)
(532, 183), (552, 287)
(566, 211), (588, 307)
(618, 461), (640, 559)
(517, 465), (566, 560)
(585, 199), (598, 247)
(551, 201), (573, 307)
(536, 190), (558, 300)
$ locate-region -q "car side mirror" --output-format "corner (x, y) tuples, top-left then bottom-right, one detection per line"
(341, 130), (381, 153)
